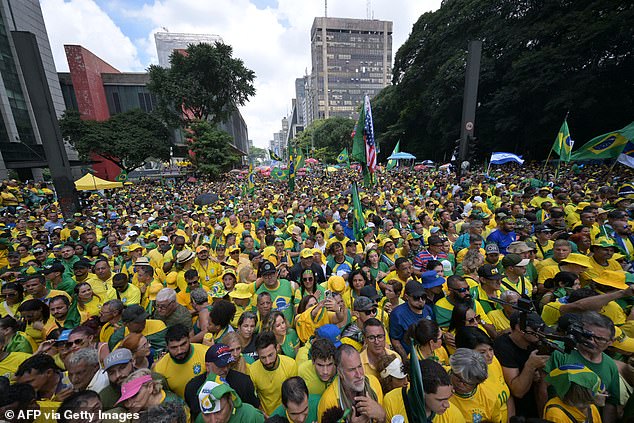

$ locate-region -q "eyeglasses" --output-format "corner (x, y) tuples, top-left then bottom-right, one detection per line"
(155, 301), (174, 309)
(450, 287), (470, 294)
(366, 334), (385, 342)
(65, 338), (86, 348)
(1, 293), (17, 298)
(466, 315), (481, 324)
(412, 295), (425, 301)
(362, 308), (378, 316)
(230, 251), (240, 255)
(591, 334), (613, 345)
(187, 281), (199, 285)
(302, 277), (314, 281)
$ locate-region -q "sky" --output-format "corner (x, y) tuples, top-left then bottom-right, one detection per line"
(41, 0), (441, 148)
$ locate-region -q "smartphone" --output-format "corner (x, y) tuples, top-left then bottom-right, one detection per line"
(325, 290), (332, 299)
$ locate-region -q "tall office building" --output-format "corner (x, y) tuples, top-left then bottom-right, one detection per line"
(0, 0), (78, 180)
(309, 17), (392, 124)
(154, 31), (223, 67)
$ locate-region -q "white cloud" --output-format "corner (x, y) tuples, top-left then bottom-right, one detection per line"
(41, 0), (142, 71)
(42, 0), (441, 148)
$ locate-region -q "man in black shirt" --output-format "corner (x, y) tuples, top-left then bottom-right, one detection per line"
(288, 248), (326, 284)
(493, 311), (550, 418)
(184, 344), (260, 419)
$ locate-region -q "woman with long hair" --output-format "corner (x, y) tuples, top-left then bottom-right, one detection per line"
(406, 318), (449, 366)
(365, 248), (389, 283)
(343, 269), (370, 310)
(236, 311), (258, 363)
(294, 268), (325, 308)
(541, 271), (581, 309)
(265, 310), (299, 359)
(221, 331), (250, 375)
(0, 282), (24, 318)
(72, 282), (103, 323)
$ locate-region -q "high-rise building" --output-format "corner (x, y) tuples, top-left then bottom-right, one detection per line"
(0, 0), (79, 180)
(309, 17), (392, 124)
(154, 32), (223, 67)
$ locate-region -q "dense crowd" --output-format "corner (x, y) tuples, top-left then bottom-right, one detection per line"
(0, 162), (633, 423)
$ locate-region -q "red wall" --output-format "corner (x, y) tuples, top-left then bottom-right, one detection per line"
(65, 45), (121, 180)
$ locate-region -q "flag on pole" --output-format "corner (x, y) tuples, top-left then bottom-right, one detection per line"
(617, 141), (634, 168)
(269, 149), (282, 161)
(271, 167), (288, 180)
(337, 148), (350, 166)
(288, 147), (296, 192)
(490, 152), (525, 165)
(351, 94), (377, 186)
(404, 340), (427, 422)
(570, 122), (634, 161)
(350, 182), (365, 242)
(247, 161), (255, 195)
(552, 120), (574, 162)
(386, 140), (400, 170)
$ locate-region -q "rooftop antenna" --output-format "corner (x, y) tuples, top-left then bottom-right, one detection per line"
(161, 27), (169, 32)
(324, 0), (327, 17)
(367, 0), (371, 19)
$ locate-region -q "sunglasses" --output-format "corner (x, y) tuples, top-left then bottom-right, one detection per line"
(362, 308), (378, 316)
(412, 295), (425, 301)
(302, 277), (314, 281)
(1, 293), (17, 298)
(65, 338), (85, 348)
(450, 287), (470, 293)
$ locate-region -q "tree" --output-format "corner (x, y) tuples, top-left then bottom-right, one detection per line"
(295, 117), (355, 163)
(59, 109), (171, 173)
(148, 42), (256, 128)
(186, 120), (241, 176)
(375, 0), (634, 162)
(249, 146), (268, 163)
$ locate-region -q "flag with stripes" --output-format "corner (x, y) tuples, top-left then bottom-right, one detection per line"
(363, 95), (377, 173)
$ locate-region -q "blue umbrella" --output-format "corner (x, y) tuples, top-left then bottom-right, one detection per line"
(387, 152), (416, 160)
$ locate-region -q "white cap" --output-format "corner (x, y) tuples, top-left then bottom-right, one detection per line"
(158, 236), (169, 242)
(380, 357), (407, 379)
(126, 231), (138, 237)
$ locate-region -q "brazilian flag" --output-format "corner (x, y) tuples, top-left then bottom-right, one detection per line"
(571, 122), (634, 161)
(115, 170), (128, 182)
(350, 182), (365, 241)
(552, 120), (573, 162)
(337, 148), (350, 167)
(271, 167), (288, 180)
(269, 149), (282, 161)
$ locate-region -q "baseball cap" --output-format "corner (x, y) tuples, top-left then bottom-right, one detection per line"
(315, 324), (342, 348)
(104, 348), (133, 370)
(477, 264), (502, 280)
(380, 238), (395, 247)
(42, 262), (65, 274)
(158, 236), (169, 242)
(427, 235), (444, 246)
(405, 280), (425, 297)
(196, 245), (209, 253)
(258, 260), (276, 276)
(205, 344), (236, 367)
(379, 357), (407, 379)
(534, 224), (553, 233)
(421, 270), (445, 289)
(73, 259), (93, 269)
(501, 254), (530, 268)
(198, 381), (241, 414)
(359, 285), (380, 301)
(407, 232), (423, 241)
(300, 248), (314, 259)
(613, 326), (634, 353)
(388, 229), (401, 239)
(484, 244), (500, 254)
(327, 275), (346, 293)
(121, 305), (149, 324)
(506, 241), (532, 254)
(353, 296), (377, 312)
(116, 374), (152, 404)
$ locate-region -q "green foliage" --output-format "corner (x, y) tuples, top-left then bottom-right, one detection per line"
(375, 0), (634, 161)
(295, 117), (355, 163)
(249, 146), (268, 162)
(59, 109), (171, 173)
(148, 42), (256, 128)
(186, 120), (241, 176)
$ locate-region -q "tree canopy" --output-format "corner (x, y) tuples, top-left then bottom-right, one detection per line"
(59, 109), (171, 173)
(372, 0), (634, 162)
(295, 117), (355, 163)
(148, 42), (256, 128)
(185, 120), (241, 176)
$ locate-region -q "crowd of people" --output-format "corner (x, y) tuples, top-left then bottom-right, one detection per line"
(0, 161), (633, 423)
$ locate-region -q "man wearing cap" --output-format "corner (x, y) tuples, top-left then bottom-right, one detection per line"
(42, 261), (76, 297)
(154, 323), (209, 398)
(289, 248), (326, 285)
(473, 264), (503, 314)
(108, 304), (167, 353)
(581, 238), (623, 285)
(340, 296), (378, 350)
(317, 344), (385, 422)
(412, 235), (448, 278)
(255, 260), (296, 323)
(196, 380), (264, 423)
(421, 270), (446, 305)
(533, 224), (554, 260)
(500, 254), (534, 298)
(379, 238), (400, 269)
(493, 311), (550, 418)
(192, 245), (222, 289)
(184, 344), (260, 420)
(543, 364), (604, 423)
(390, 280), (432, 360)
(545, 312), (621, 423)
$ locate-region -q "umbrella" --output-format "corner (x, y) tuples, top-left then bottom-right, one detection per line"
(326, 166), (339, 172)
(305, 158), (319, 164)
(229, 169), (241, 174)
(194, 193), (219, 206)
(422, 160), (434, 166)
(387, 152), (417, 160)
(413, 164), (427, 171)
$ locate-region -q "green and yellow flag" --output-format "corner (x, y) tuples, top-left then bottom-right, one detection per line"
(271, 167), (288, 180)
(350, 182), (365, 241)
(387, 140), (400, 169)
(269, 149), (282, 161)
(571, 122), (634, 161)
(552, 120), (573, 162)
(247, 162), (255, 195)
(337, 148), (350, 166)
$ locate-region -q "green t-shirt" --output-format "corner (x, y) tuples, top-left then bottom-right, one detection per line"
(194, 402), (265, 423)
(256, 279), (295, 323)
(281, 329), (300, 359)
(545, 350), (620, 406)
(4, 332), (32, 353)
(271, 394), (320, 423)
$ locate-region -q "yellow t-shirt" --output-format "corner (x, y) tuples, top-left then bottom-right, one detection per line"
(116, 283), (141, 306)
(543, 397), (601, 423)
(250, 355), (298, 415)
(298, 360), (332, 396)
(78, 296), (103, 322)
(482, 357), (510, 423)
(581, 258), (622, 285)
(192, 259), (223, 289)
(383, 385), (466, 423)
(318, 375), (383, 423)
(360, 348), (396, 381)
(487, 309), (511, 333)
(601, 300), (627, 326)
(541, 300), (564, 327)
(153, 343), (208, 398)
(449, 384), (502, 423)
(0, 351), (31, 379)
(500, 276), (534, 298)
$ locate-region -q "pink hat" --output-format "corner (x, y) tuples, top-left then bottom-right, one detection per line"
(115, 374), (152, 404)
